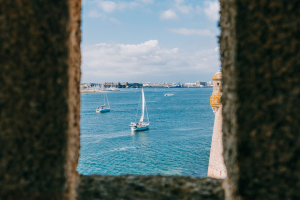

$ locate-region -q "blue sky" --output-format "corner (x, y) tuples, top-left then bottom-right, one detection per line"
(81, 0), (220, 83)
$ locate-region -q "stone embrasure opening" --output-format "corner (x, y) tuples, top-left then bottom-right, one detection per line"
(2, 0), (299, 199)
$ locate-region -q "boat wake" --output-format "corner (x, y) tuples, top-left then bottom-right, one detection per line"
(111, 146), (136, 152)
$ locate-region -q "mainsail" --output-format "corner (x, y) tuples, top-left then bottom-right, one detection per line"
(139, 88), (145, 122)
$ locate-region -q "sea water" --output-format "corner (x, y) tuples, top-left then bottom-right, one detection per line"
(78, 87), (214, 177)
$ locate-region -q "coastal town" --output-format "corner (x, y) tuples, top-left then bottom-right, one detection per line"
(81, 81), (212, 92)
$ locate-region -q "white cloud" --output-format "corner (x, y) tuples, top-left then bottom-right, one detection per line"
(160, 0), (193, 19)
(97, 0), (153, 13)
(174, 0), (184, 3)
(167, 28), (213, 36)
(99, 1), (117, 13)
(81, 40), (220, 82)
(160, 10), (178, 20)
(214, 47), (220, 51)
(204, 0), (220, 21)
(137, 0), (154, 3)
(174, 0), (193, 14)
(88, 10), (106, 19)
(90, 0), (154, 22)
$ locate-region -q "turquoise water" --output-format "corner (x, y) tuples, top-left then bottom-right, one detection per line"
(78, 88), (214, 177)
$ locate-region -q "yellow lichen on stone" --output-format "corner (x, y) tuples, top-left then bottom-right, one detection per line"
(210, 70), (222, 113)
(210, 94), (221, 108)
(212, 71), (222, 80)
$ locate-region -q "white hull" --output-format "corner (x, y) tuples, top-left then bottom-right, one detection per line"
(96, 108), (110, 113)
(129, 123), (149, 131)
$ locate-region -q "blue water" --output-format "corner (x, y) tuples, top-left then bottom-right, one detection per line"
(78, 88), (214, 177)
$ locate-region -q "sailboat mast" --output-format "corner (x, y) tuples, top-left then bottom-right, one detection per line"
(104, 92), (105, 106)
(107, 93), (110, 108)
(139, 88), (145, 122)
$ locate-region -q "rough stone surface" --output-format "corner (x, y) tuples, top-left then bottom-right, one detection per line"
(77, 175), (224, 200)
(0, 1), (81, 199)
(208, 107), (226, 179)
(220, 0), (300, 199)
(208, 71), (227, 179)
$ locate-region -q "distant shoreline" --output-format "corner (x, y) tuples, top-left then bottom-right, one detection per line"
(80, 90), (108, 93)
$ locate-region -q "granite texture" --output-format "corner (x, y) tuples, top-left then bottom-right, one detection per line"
(220, 0), (300, 199)
(0, 1), (81, 199)
(77, 175), (224, 200)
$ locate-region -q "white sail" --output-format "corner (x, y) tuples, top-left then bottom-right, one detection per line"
(129, 87), (149, 131)
(139, 88), (145, 122)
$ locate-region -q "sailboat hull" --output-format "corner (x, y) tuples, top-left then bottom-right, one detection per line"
(131, 125), (149, 131)
(130, 123), (149, 131)
(100, 108), (110, 113)
(136, 126), (149, 131)
(96, 108), (110, 113)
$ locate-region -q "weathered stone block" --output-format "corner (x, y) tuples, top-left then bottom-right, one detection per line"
(220, 0), (300, 199)
(0, 1), (81, 199)
(77, 175), (224, 200)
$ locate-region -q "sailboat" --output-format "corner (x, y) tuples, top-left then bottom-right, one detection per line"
(129, 88), (150, 131)
(96, 92), (110, 113)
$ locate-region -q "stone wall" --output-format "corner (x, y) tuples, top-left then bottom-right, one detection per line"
(208, 71), (227, 179)
(0, 1), (81, 199)
(220, 0), (300, 199)
(77, 175), (224, 200)
(208, 107), (227, 179)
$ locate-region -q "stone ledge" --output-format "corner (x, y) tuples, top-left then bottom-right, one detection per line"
(77, 175), (224, 200)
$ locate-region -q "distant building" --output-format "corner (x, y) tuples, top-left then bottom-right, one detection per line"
(120, 82), (143, 88)
(196, 81), (207, 87)
(184, 83), (197, 87)
(155, 84), (168, 88)
(142, 83), (168, 88)
(102, 82), (121, 88)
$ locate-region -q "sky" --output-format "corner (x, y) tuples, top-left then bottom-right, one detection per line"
(81, 0), (221, 83)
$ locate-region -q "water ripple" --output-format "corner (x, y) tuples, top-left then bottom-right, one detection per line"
(78, 88), (214, 177)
